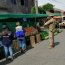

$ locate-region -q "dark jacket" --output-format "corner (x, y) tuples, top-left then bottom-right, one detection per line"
(2, 32), (13, 47)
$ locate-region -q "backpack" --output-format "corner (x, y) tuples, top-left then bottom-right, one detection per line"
(15, 30), (25, 38)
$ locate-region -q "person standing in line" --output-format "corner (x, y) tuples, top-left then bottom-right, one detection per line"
(15, 22), (26, 53)
(1, 25), (13, 61)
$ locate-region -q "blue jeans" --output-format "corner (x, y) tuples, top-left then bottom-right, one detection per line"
(19, 37), (26, 50)
(4, 45), (13, 59)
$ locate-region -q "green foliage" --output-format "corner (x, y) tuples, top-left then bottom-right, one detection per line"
(31, 6), (36, 14)
(40, 31), (48, 40)
(38, 7), (46, 14)
(31, 6), (46, 14)
(42, 3), (53, 11)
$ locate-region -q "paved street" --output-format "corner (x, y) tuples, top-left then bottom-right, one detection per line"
(0, 29), (65, 65)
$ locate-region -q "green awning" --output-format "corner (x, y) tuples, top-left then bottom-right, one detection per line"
(10, 14), (49, 18)
(0, 13), (61, 19)
(0, 13), (48, 19)
(11, 13), (61, 18)
(0, 13), (10, 19)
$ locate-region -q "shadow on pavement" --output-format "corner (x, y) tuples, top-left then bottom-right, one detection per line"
(0, 59), (13, 65)
(26, 45), (34, 51)
(54, 42), (60, 47)
(0, 52), (25, 65)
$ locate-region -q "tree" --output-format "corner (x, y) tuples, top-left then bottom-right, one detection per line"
(31, 6), (36, 14)
(42, 3), (54, 11)
(38, 6), (46, 14)
(31, 6), (46, 14)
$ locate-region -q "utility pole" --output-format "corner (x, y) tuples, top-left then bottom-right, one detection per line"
(35, 0), (38, 14)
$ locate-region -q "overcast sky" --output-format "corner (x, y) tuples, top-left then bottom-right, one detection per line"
(38, 0), (65, 11)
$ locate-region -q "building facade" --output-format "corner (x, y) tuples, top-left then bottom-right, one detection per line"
(0, 0), (34, 13)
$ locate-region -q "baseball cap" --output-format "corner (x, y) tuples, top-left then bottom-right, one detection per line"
(2, 25), (7, 29)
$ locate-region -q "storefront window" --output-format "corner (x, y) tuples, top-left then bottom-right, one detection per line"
(11, 0), (16, 4)
(20, 0), (24, 5)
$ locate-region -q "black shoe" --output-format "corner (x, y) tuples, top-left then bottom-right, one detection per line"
(21, 45), (26, 53)
(11, 57), (13, 61)
(9, 57), (14, 61)
(21, 49), (26, 53)
(6, 58), (8, 61)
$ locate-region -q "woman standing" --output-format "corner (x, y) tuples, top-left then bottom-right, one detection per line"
(15, 22), (26, 53)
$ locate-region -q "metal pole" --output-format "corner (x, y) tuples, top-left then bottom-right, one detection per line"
(61, 11), (63, 22)
(35, 0), (38, 14)
(35, 17), (36, 27)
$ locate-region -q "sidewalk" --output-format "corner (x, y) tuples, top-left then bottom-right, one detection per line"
(0, 29), (65, 65)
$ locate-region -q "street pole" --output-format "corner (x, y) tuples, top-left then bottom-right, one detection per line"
(61, 10), (63, 22)
(35, 0), (38, 14)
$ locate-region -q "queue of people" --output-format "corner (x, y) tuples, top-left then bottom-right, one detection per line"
(0, 22), (26, 61)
